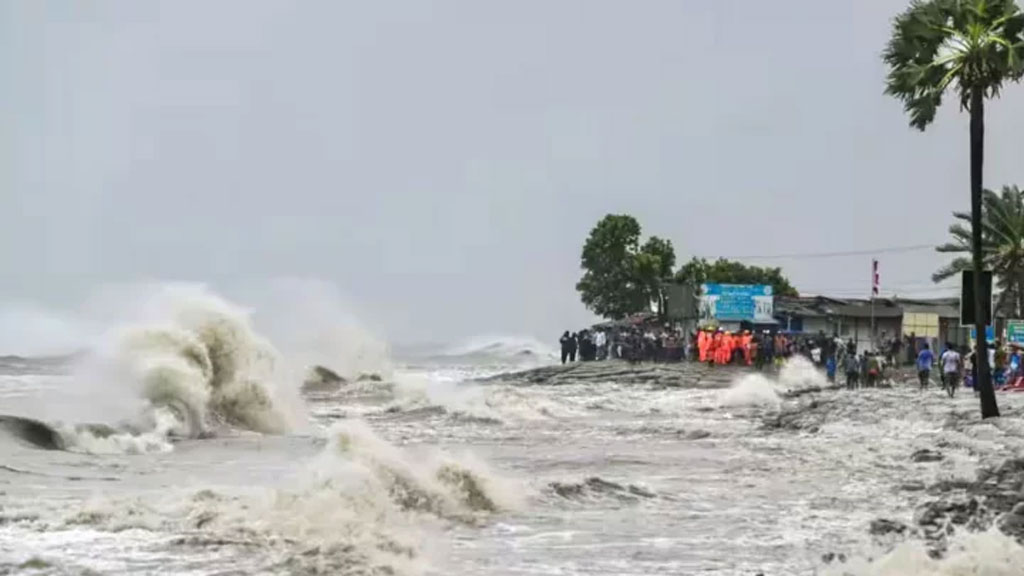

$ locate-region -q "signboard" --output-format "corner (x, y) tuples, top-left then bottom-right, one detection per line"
(1008, 320), (1024, 345)
(970, 325), (995, 343)
(699, 284), (774, 323)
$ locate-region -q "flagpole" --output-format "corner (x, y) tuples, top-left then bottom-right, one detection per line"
(871, 259), (878, 351)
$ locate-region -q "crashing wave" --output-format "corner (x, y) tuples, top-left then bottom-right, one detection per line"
(117, 302), (293, 437)
(439, 335), (558, 363)
(30, 419), (516, 575)
(325, 420), (515, 519)
(46, 286), (308, 451)
(720, 356), (832, 410)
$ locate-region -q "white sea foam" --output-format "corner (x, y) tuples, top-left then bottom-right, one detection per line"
(57, 407), (181, 455)
(720, 373), (783, 408)
(720, 356), (829, 409)
(389, 370), (578, 422)
(828, 529), (1024, 575)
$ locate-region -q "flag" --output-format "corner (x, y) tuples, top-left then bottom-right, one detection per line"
(872, 259), (880, 296)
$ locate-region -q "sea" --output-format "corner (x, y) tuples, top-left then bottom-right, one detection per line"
(2, 285), (1024, 575)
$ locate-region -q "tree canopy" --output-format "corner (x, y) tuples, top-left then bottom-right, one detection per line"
(883, 0), (1024, 130)
(674, 257), (799, 297)
(576, 215), (676, 319)
(934, 185), (1024, 317)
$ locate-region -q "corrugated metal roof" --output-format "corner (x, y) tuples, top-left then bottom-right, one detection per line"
(774, 296), (963, 319)
(832, 304), (904, 318)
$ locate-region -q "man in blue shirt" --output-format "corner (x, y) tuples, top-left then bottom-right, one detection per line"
(917, 342), (935, 389)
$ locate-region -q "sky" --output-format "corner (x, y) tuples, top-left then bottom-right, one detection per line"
(4, 0), (1024, 348)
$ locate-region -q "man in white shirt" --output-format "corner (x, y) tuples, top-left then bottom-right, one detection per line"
(940, 344), (962, 390)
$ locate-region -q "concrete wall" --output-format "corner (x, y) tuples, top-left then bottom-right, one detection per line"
(800, 317), (832, 335)
(834, 316), (902, 354)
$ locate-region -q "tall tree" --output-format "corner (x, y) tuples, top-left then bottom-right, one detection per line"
(576, 215), (676, 319)
(674, 257), (799, 297)
(576, 215), (648, 319)
(884, 0), (1024, 418)
(934, 185), (1024, 318)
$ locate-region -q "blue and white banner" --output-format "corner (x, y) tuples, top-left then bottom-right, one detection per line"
(699, 284), (774, 323)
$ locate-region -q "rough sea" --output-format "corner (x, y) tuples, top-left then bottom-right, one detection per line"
(3, 287), (1024, 575)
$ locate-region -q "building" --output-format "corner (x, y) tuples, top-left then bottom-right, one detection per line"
(774, 296), (967, 354)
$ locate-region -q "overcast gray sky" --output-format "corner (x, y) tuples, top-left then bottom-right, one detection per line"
(4, 0), (1024, 347)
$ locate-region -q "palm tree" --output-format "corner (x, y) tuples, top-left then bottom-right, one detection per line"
(934, 186), (1024, 319)
(884, 0), (1024, 419)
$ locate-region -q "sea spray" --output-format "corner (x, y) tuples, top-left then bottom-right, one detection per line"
(324, 419), (519, 517)
(239, 278), (394, 383)
(720, 373), (783, 409)
(720, 356), (830, 409)
(55, 284), (309, 449)
(778, 355), (831, 392)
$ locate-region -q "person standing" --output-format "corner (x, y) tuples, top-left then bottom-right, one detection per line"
(940, 343), (962, 393)
(916, 342), (935, 389)
(844, 351), (859, 389)
(569, 332), (579, 362)
(866, 353), (881, 388)
(559, 331), (572, 365)
(1010, 347), (1022, 385)
(757, 332), (770, 366)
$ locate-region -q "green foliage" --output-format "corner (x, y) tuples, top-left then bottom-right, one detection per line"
(640, 236), (676, 279)
(674, 257), (799, 297)
(576, 215), (676, 319)
(934, 185), (1024, 317)
(883, 0), (1024, 130)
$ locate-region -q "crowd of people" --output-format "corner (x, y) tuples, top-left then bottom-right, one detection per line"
(556, 325), (902, 388)
(558, 325), (843, 368)
(558, 322), (1024, 396)
(914, 339), (1024, 392)
(558, 326), (687, 364)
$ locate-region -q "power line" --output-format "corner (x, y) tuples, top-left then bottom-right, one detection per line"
(716, 244), (936, 261)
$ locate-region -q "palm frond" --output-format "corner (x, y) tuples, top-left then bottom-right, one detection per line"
(936, 242), (970, 253)
(934, 180), (1024, 316)
(933, 256), (973, 282)
(884, 0), (1024, 128)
